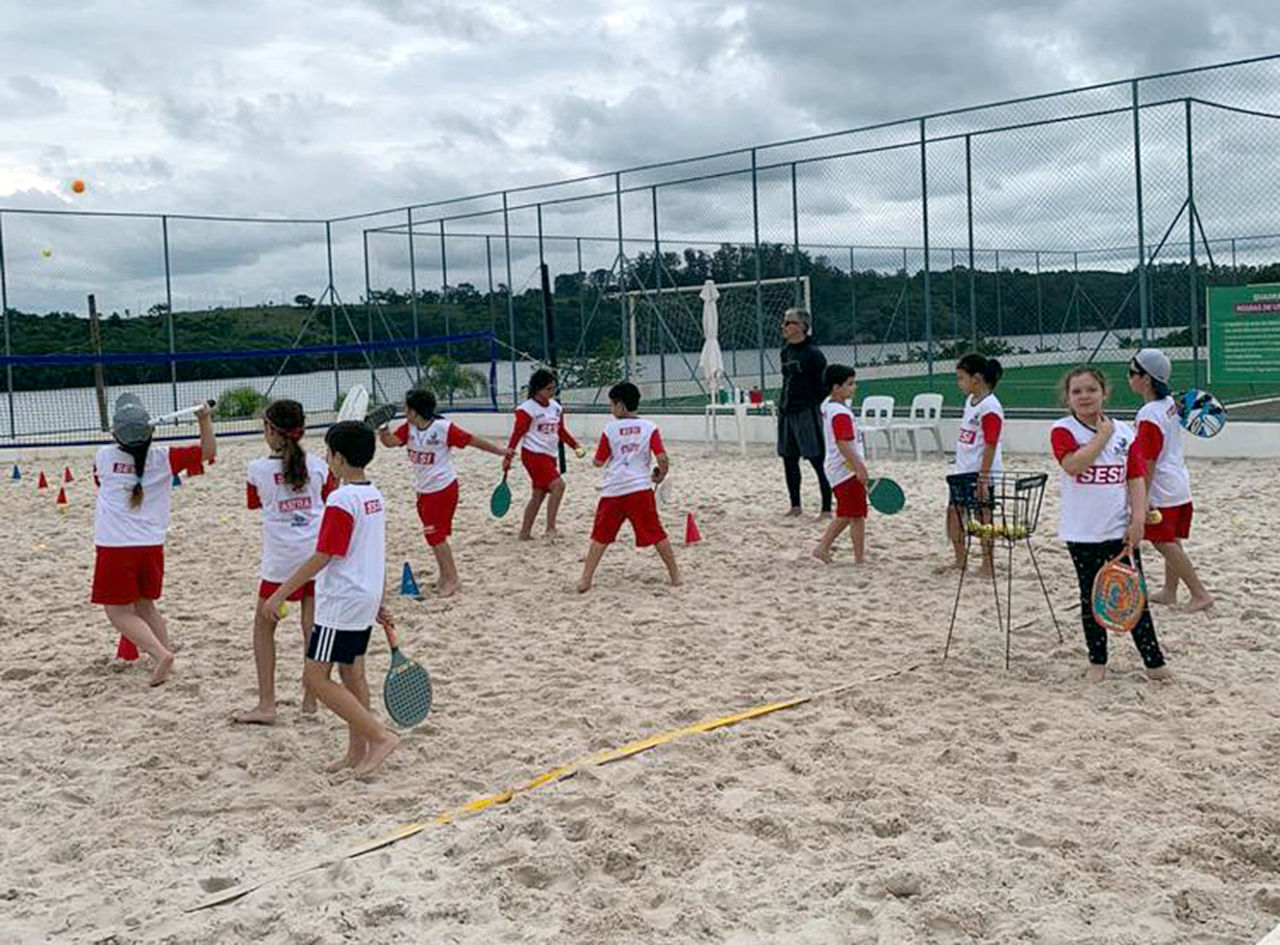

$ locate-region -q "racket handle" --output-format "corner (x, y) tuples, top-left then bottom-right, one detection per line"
(384, 623), (399, 650)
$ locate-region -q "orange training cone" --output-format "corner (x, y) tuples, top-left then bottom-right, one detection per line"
(37, 471), (48, 490)
(63, 466), (73, 483)
(684, 512), (701, 545)
(117, 636), (139, 661)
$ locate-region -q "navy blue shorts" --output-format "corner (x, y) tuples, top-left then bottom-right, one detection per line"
(306, 625), (371, 665)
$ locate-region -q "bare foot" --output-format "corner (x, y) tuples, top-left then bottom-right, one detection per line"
(933, 561), (963, 575)
(301, 695), (317, 715)
(974, 566), (995, 580)
(1085, 663), (1108, 683)
(1148, 589), (1178, 606)
(811, 548), (832, 564)
(1183, 596), (1214, 614)
(669, 574), (684, 587)
(232, 706), (277, 725)
(543, 528), (559, 543)
(437, 579), (461, 598)
(517, 532), (534, 542)
(149, 651), (175, 687)
(354, 732), (401, 777)
(814, 511), (833, 523)
(576, 578), (593, 594)
(326, 747), (366, 773)
(784, 507), (803, 518)
(1146, 665), (1174, 682)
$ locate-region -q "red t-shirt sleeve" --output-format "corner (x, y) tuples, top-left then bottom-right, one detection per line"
(558, 416), (579, 450)
(1135, 420), (1163, 465)
(1126, 446), (1147, 480)
(246, 482), (262, 510)
(316, 505), (355, 557)
(320, 471), (338, 501)
(507, 409), (532, 450)
(393, 423), (410, 445)
(650, 429), (666, 456)
(447, 424), (473, 449)
(981, 413), (1003, 444)
(831, 413), (855, 441)
(169, 445), (205, 477)
(1050, 428), (1078, 464)
(594, 433), (611, 463)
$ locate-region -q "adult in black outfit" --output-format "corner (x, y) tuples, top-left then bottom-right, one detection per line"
(777, 308), (832, 517)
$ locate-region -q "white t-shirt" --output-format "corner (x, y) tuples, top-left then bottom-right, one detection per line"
(394, 419), (473, 494)
(820, 397), (863, 489)
(595, 417), (665, 497)
(315, 482), (387, 631)
(515, 398), (566, 456)
(93, 443), (204, 547)
(247, 454), (333, 582)
(1051, 416), (1141, 543)
(955, 393), (1004, 474)
(1135, 397), (1192, 508)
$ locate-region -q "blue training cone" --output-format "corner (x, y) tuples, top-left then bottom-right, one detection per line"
(10, 465), (19, 481)
(171, 473), (182, 487)
(400, 562), (422, 599)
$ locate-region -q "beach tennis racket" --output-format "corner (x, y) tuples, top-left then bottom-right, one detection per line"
(1091, 552), (1147, 634)
(490, 472), (512, 518)
(382, 626), (432, 728)
(336, 384), (370, 423)
(1177, 388), (1226, 438)
(153, 399), (216, 425)
(365, 403), (397, 430)
(866, 477), (905, 515)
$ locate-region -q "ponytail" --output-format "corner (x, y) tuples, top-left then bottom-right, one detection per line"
(982, 357), (1004, 389)
(264, 399), (309, 490)
(122, 440), (151, 508)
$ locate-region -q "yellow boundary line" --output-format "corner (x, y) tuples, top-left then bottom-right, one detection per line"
(187, 664), (921, 911)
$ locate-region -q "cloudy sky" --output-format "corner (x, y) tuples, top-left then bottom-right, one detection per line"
(2, 0), (1279, 315)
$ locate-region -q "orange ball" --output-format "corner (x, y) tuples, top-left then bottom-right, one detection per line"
(71, 179), (85, 194)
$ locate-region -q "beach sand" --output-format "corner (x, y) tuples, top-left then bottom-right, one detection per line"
(1, 436), (1278, 943)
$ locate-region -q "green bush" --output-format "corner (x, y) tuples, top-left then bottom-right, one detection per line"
(215, 385), (269, 419)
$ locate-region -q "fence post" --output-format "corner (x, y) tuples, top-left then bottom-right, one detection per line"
(326, 221), (340, 407)
(615, 171), (629, 380)
(1185, 98), (1200, 388)
(902, 246), (910, 356)
(966, 135), (977, 347)
(0, 212), (12, 438)
(751, 148), (765, 391)
(791, 163), (802, 308)
(486, 235), (496, 339)
(1132, 78), (1150, 343)
(1035, 250), (1044, 351)
(536, 204), (549, 360)
(1074, 252), (1081, 349)
(920, 117), (933, 388)
(161, 215), (177, 412)
(576, 236), (584, 352)
(407, 207), (421, 383)
(363, 230), (376, 396)
(1231, 237), (1238, 283)
(849, 246), (858, 366)
(651, 186), (667, 405)
(439, 220), (452, 366)
(994, 249), (1003, 337)
(502, 191), (518, 405)
(87, 294), (109, 431)
(950, 247), (958, 349)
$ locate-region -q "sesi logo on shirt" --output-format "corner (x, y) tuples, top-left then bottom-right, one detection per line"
(363, 498), (383, 514)
(1077, 464), (1126, 485)
(957, 428), (976, 445)
(407, 450), (436, 466)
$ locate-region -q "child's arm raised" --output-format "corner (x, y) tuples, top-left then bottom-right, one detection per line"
(262, 552), (331, 623)
(195, 402), (217, 463)
(378, 424), (406, 449)
(1056, 417), (1114, 477)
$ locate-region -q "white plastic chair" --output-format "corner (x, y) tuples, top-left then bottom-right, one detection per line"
(858, 395), (896, 459)
(890, 393), (945, 460)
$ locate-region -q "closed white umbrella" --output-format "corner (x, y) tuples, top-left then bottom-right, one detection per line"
(697, 279), (725, 397)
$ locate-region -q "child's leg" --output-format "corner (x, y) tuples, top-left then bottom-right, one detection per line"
(578, 540), (608, 593)
(303, 658), (399, 774)
(233, 600), (278, 724)
(545, 478), (566, 537)
(813, 517), (850, 562)
(432, 540), (460, 597)
(104, 603), (173, 686)
(653, 538), (682, 586)
(807, 456), (833, 515)
(1067, 541), (1112, 678)
(938, 506), (966, 571)
(300, 596), (317, 714)
(1149, 543), (1180, 604)
(1155, 540), (1211, 611)
(520, 488), (547, 541)
(134, 598), (171, 651)
(849, 516), (866, 564)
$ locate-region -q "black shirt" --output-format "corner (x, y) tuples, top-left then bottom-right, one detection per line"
(779, 339), (826, 413)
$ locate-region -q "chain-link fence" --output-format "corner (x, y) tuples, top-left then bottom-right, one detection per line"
(5, 54), (1280, 443)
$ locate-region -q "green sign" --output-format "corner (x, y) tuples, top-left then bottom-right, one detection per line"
(1207, 283), (1280, 385)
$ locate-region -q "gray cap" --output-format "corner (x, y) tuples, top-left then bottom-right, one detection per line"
(1132, 348), (1172, 385)
(111, 393), (153, 446)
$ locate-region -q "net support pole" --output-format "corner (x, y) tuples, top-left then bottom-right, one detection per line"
(161, 215), (178, 413)
(407, 207), (421, 384)
(537, 204), (549, 360)
(994, 249), (1002, 337)
(1231, 237), (1238, 283)
(439, 219), (452, 371)
(576, 237), (584, 350)
(919, 118), (933, 389)
(88, 293), (108, 432)
(966, 135), (977, 348)
(651, 186), (666, 406)
(1185, 98), (1201, 389)
(1075, 252), (1081, 349)
(503, 191), (518, 405)
(791, 163), (801, 308)
(326, 222), (340, 407)
(902, 246), (911, 355)
(751, 149), (766, 392)
(1035, 251), (1044, 351)
(0, 212), (14, 438)
(363, 230), (376, 397)
(1132, 79), (1150, 344)
(615, 172), (630, 381)
(950, 247), (958, 348)
(486, 235), (496, 340)
(849, 246), (858, 366)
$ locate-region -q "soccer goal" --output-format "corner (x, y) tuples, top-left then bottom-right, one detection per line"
(621, 276), (810, 402)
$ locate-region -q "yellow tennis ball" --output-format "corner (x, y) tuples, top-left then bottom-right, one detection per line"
(277, 602), (290, 619)
(40, 249), (52, 259)
(574, 446), (586, 459)
(1147, 509), (1163, 525)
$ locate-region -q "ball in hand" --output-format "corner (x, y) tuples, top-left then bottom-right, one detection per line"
(1146, 509), (1163, 525)
(71, 179), (86, 194)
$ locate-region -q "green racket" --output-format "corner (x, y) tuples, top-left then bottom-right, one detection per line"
(866, 477), (906, 515)
(490, 471), (512, 518)
(383, 626), (432, 728)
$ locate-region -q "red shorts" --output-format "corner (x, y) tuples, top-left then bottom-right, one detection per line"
(834, 477), (868, 519)
(416, 481), (460, 547)
(92, 545), (164, 606)
(591, 490), (667, 547)
(521, 449), (561, 491)
(258, 580), (315, 602)
(1145, 502), (1193, 543)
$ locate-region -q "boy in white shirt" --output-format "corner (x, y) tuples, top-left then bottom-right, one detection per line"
(813, 365), (870, 564)
(577, 382), (681, 593)
(263, 421), (400, 777)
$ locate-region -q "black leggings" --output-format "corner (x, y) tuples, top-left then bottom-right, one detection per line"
(1067, 540), (1165, 669)
(784, 455), (832, 512)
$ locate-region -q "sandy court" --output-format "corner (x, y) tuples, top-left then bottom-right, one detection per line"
(1, 433), (1279, 943)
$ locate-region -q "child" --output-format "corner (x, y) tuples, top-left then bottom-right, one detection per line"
(263, 421), (400, 777)
(943, 353), (1004, 577)
(92, 394), (216, 686)
(378, 388), (513, 596)
(1050, 366), (1171, 683)
(813, 365), (869, 564)
(503, 368), (584, 541)
(234, 399), (336, 724)
(577, 382), (681, 592)
(1127, 349), (1213, 612)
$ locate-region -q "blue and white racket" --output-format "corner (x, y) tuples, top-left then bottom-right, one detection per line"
(1177, 388), (1227, 438)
